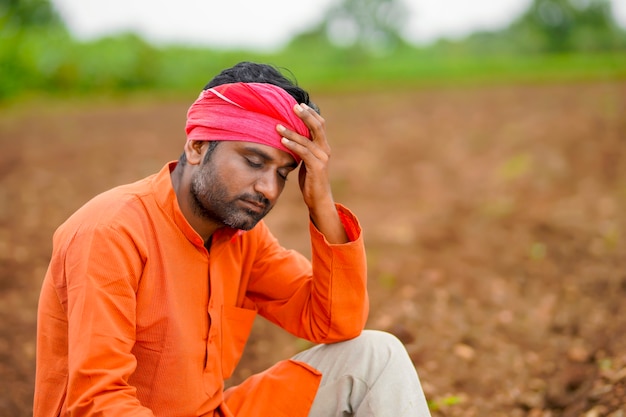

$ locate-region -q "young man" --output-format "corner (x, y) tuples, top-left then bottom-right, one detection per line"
(34, 62), (431, 417)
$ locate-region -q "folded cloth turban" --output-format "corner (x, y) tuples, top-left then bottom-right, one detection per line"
(185, 82), (311, 163)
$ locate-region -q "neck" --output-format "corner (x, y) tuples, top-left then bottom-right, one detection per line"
(170, 163), (222, 243)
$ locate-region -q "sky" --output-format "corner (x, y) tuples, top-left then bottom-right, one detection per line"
(50, 0), (626, 51)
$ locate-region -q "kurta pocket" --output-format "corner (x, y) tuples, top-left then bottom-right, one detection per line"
(221, 305), (257, 379)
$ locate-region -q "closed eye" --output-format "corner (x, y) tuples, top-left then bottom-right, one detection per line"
(277, 169), (289, 181)
(240, 146), (296, 182)
(246, 157), (289, 181)
(245, 157), (263, 169)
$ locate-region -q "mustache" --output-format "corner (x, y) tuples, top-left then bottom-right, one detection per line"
(240, 193), (270, 207)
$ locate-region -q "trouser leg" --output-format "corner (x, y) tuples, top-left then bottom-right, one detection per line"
(292, 330), (431, 417)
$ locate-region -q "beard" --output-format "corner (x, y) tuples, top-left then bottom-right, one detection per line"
(189, 163), (272, 231)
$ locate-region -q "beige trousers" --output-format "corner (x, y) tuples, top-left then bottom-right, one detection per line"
(292, 330), (432, 417)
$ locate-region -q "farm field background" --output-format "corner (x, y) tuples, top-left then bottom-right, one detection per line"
(1, 79), (625, 416)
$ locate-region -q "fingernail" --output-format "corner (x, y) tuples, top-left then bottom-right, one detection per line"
(281, 137), (290, 144)
(277, 124), (286, 132)
(294, 104), (303, 112)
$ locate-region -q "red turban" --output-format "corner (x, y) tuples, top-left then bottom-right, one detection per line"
(185, 82), (311, 163)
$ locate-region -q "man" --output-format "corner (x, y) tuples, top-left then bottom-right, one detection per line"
(34, 62), (431, 416)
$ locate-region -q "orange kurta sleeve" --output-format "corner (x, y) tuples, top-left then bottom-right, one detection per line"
(35, 209), (155, 416)
(243, 204), (369, 343)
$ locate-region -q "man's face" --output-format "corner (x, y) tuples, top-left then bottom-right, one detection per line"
(189, 141), (297, 230)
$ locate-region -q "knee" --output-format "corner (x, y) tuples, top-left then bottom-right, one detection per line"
(350, 330), (407, 357)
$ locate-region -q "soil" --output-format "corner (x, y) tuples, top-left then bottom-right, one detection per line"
(1, 81), (625, 416)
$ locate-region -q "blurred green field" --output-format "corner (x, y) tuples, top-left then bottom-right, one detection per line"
(2, 0), (626, 101)
(3, 32), (626, 103)
(277, 49), (626, 91)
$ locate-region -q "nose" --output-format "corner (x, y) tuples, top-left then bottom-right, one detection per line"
(253, 171), (281, 203)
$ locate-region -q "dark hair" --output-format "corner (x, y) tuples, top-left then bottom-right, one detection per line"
(179, 62), (318, 166)
(204, 61), (319, 114)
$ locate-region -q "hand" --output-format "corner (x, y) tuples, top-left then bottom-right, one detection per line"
(277, 103), (332, 209)
(277, 103), (348, 244)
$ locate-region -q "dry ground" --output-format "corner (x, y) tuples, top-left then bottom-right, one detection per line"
(1, 81), (625, 416)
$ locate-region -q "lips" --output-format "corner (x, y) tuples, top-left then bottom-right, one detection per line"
(240, 199), (266, 213)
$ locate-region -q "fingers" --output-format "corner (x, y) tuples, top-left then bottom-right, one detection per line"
(276, 103), (331, 161)
(298, 103), (331, 154)
(295, 103), (324, 137)
(280, 135), (328, 167)
(277, 103), (335, 209)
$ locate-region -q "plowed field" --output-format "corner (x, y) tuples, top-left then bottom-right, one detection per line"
(1, 81), (625, 416)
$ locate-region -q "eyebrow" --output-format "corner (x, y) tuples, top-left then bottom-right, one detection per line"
(243, 145), (298, 169)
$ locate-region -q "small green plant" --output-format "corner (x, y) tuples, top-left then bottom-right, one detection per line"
(529, 242), (547, 260)
(377, 272), (397, 289)
(498, 153), (533, 182)
(428, 394), (463, 411)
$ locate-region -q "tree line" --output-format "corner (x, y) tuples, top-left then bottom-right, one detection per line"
(1, 0), (624, 100)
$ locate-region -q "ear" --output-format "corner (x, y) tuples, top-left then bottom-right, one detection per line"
(184, 140), (207, 166)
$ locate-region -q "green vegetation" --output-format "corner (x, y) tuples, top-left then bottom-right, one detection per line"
(427, 394), (464, 412)
(1, 0), (625, 101)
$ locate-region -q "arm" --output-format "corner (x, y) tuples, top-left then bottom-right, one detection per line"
(277, 103), (348, 244)
(248, 104), (367, 342)
(62, 225), (153, 416)
(244, 206), (368, 344)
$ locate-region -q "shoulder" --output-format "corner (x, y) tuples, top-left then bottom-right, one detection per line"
(55, 176), (157, 242)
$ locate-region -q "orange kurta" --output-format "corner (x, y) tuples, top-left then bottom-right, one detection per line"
(34, 162), (369, 417)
